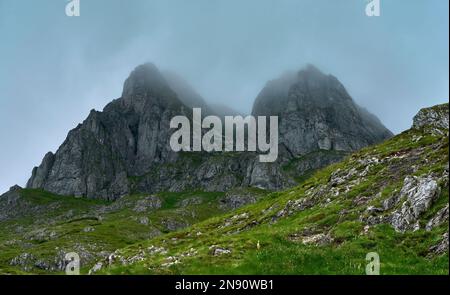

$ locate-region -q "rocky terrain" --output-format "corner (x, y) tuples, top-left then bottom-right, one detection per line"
(93, 103), (447, 275)
(0, 103), (447, 274)
(26, 63), (392, 200)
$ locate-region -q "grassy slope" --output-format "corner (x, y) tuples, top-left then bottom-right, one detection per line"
(0, 190), (248, 274)
(100, 127), (449, 275)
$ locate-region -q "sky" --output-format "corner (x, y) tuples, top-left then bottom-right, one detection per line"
(0, 0), (448, 193)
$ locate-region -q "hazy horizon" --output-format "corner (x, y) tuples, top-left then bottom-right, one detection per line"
(0, 0), (448, 193)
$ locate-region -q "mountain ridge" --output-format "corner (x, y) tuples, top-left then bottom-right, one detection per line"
(25, 63), (392, 200)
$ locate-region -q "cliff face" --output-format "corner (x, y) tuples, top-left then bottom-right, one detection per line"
(252, 65), (393, 157)
(26, 64), (393, 200)
(27, 63), (187, 200)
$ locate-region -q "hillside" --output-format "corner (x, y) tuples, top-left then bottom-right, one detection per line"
(1, 103), (447, 274)
(97, 103), (449, 275)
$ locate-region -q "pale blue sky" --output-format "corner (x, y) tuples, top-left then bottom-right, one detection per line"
(0, 0), (448, 193)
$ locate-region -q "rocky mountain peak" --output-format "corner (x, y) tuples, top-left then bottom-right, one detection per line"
(252, 65), (393, 156)
(253, 65), (350, 116)
(121, 63), (181, 112)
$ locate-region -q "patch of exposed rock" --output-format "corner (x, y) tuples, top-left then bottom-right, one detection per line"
(133, 195), (162, 212)
(273, 198), (316, 221)
(426, 204), (449, 231)
(390, 175), (441, 232)
(218, 190), (259, 210)
(429, 232), (449, 256)
(209, 245), (232, 256)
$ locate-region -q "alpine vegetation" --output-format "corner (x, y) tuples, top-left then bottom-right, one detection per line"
(170, 108), (279, 162)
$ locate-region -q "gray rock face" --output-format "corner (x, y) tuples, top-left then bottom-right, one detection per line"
(252, 65), (393, 157)
(243, 158), (287, 190)
(27, 63), (186, 200)
(390, 175), (441, 232)
(26, 63), (393, 200)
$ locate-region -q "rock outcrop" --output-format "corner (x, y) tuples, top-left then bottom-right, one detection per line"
(413, 103), (449, 135)
(390, 175), (441, 232)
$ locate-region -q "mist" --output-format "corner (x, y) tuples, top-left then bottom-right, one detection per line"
(0, 0), (448, 193)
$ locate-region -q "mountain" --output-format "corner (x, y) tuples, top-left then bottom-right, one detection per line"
(1, 103), (447, 274)
(252, 65), (393, 156)
(27, 63), (187, 200)
(26, 63), (392, 200)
